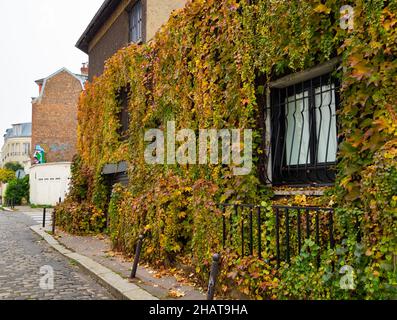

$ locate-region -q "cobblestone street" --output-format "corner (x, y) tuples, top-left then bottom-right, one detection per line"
(0, 211), (114, 300)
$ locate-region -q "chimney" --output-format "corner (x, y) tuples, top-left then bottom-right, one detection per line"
(35, 79), (44, 95)
(81, 62), (89, 76)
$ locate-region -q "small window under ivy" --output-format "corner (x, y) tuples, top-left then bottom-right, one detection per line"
(116, 86), (130, 140)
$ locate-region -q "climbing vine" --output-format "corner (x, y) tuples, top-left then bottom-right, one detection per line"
(56, 0), (397, 299)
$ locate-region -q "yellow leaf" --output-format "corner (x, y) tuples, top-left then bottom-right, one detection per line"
(178, 211), (187, 219)
(168, 289), (185, 298)
(314, 4), (331, 14)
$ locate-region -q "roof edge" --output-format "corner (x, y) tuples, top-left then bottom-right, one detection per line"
(32, 68), (87, 103)
(76, 0), (120, 54)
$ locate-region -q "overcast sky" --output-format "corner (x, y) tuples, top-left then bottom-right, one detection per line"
(0, 0), (104, 144)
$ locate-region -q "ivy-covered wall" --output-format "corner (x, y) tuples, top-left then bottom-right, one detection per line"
(56, 0), (397, 299)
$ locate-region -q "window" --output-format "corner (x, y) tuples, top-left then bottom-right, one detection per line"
(116, 86), (131, 140)
(270, 73), (339, 186)
(14, 125), (22, 136)
(129, 1), (143, 43)
(23, 143), (30, 155)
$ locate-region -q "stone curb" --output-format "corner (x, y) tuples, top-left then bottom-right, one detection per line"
(30, 225), (158, 301)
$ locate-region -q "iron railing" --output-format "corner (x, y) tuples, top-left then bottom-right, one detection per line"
(5, 198), (15, 209)
(220, 204), (336, 267)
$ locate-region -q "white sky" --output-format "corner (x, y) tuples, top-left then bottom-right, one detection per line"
(0, 0), (104, 143)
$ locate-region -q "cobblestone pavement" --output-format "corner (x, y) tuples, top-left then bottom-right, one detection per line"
(0, 211), (114, 300)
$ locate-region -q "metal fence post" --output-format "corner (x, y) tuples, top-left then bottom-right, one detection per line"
(43, 208), (46, 228)
(207, 253), (221, 300)
(52, 210), (56, 235)
(130, 235), (144, 279)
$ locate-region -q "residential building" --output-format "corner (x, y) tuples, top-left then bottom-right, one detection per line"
(29, 67), (87, 206)
(76, 0), (188, 187)
(0, 123), (31, 205)
(76, 0), (187, 80)
(1, 123), (32, 171)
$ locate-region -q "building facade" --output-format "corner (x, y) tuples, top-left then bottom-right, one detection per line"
(30, 67), (87, 205)
(76, 0), (188, 188)
(76, 0), (187, 80)
(31, 68), (87, 163)
(1, 123), (32, 171)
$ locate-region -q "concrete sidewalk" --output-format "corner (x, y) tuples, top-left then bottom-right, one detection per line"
(54, 231), (207, 300)
(31, 225), (157, 300)
(31, 226), (206, 300)
(10, 205), (206, 300)
(2, 206), (45, 213)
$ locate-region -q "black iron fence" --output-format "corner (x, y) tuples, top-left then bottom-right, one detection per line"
(220, 203), (336, 267)
(4, 198), (16, 209)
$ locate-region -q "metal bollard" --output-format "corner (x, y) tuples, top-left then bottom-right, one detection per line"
(207, 253), (221, 300)
(130, 235), (144, 279)
(52, 210), (56, 235)
(43, 208), (46, 228)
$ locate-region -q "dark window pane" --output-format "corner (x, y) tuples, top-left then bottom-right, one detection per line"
(117, 86), (130, 140)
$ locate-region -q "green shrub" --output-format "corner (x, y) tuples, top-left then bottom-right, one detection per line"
(3, 162), (23, 172)
(5, 176), (29, 205)
(55, 200), (106, 235)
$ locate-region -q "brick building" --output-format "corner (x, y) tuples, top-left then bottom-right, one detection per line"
(31, 68), (87, 163)
(30, 67), (87, 205)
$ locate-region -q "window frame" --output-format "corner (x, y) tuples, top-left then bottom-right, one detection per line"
(270, 73), (340, 187)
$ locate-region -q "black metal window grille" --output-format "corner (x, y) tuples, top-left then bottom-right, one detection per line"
(129, 1), (143, 43)
(270, 73), (340, 186)
(117, 86), (130, 140)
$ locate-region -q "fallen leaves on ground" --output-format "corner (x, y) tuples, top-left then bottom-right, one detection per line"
(168, 289), (186, 298)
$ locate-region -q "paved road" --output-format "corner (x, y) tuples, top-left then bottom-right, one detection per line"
(0, 211), (114, 300)
(23, 210), (53, 227)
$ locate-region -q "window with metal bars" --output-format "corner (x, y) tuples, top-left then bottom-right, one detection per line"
(270, 73), (340, 186)
(129, 1), (143, 43)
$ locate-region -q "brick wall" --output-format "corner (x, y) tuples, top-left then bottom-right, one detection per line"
(32, 70), (83, 163)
